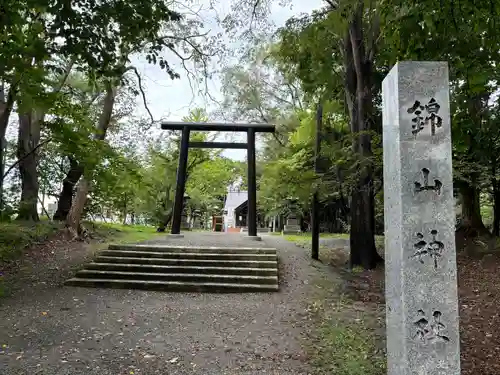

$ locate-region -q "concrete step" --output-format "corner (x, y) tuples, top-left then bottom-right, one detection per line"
(86, 262), (278, 276)
(98, 250), (277, 261)
(67, 244), (279, 293)
(94, 256), (278, 268)
(108, 244), (276, 254)
(239, 227), (269, 233)
(65, 278), (279, 292)
(74, 270), (278, 285)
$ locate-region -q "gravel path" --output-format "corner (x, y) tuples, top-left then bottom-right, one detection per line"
(0, 233), (318, 375)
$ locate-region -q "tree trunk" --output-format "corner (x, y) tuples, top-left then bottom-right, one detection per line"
(38, 194), (51, 219)
(16, 112), (42, 221)
(459, 182), (488, 236)
(16, 60), (74, 221)
(493, 180), (500, 236)
(66, 178), (90, 237)
(344, 5), (383, 269)
(0, 84), (15, 213)
(157, 210), (173, 232)
(66, 81), (117, 234)
(122, 194), (127, 224)
(53, 157), (83, 221)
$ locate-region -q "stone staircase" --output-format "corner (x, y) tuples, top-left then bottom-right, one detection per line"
(65, 244), (279, 292)
(239, 227), (271, 234)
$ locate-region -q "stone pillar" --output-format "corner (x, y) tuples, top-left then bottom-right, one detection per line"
(180, 213), (190, 230)
(283, 213), (301, 234)
(382, 61), (460, 374)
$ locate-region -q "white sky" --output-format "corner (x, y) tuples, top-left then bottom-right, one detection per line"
(132, 0), (324, 160)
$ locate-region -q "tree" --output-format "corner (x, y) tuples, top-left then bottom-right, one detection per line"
(379, 0), (500, 236)
(62, 1), (221, 234)
(265, 1), (383, 268)
(1, 0), (185, 220)
(187, 157), (245, 217)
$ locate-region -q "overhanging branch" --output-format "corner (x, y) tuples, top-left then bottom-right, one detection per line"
(126, 66), (154, 124)
(4, 138), (52, 179)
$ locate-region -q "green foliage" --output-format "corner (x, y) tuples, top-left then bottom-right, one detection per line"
(0, 221), (61, 263)
(0, 0), (182, 80)
(75, 107), (247, 227)
(187, 157), (244, 213)
(275, 10), (344, 102)
(0, 0), (219, 226)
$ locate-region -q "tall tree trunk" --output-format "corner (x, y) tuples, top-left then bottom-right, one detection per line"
(66, 81), (117, 236)
(122, 199), (127, 225)
(16, 60), (74, 221)
(66, 178), (91, 235)
(157, 209), (173, 232)
(457, 91), (488, 235)
(344, 6), (383, 269)
(38, 194), (50, 219)
(493, 180), (500, 237)
(53, 157), (83, 221)
(16, 111), (42, 221)
(0, 84), (15, 213)
(459, 182), (488, 236)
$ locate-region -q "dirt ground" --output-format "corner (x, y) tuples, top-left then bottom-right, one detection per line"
(338, 248), (500, 375)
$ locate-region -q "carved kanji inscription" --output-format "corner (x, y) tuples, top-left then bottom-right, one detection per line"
(414, 168), (443, 195)
(411, 230), (445, 269)
(413, 309), (450, 345)
(408, 98), (443, 136)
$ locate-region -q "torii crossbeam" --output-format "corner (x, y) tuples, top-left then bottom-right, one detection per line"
(161, 121), (275, 238)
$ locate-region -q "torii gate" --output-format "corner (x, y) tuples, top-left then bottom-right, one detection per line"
(161, 121), (276, 238)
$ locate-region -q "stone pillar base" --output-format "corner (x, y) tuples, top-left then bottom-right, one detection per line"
(282, 225), (301, 234)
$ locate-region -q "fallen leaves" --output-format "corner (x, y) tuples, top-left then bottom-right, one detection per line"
(458, 253), (500, 375)
(341, 250), (500, 375)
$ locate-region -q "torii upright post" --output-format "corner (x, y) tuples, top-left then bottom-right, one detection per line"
(311, 103), (322, 260)
(247, 128), (257, 237)
(171, 126), (190, 235)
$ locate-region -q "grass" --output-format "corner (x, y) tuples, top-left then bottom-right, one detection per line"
(311, 319), (385, 375)
(283, 232), (350, 250)
(0, 221), (62, 263)
(0, 221), (63, 297)
(88, 222), (164, 252)
(0, 221), (163, 265)
(280, 233), (386, 373)
(283, 232), (385, 251)
(0, 221), (163, 299)
(305, 275), (385, 375)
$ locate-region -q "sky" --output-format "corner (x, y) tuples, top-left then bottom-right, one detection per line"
(131, 0), (325, 160)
